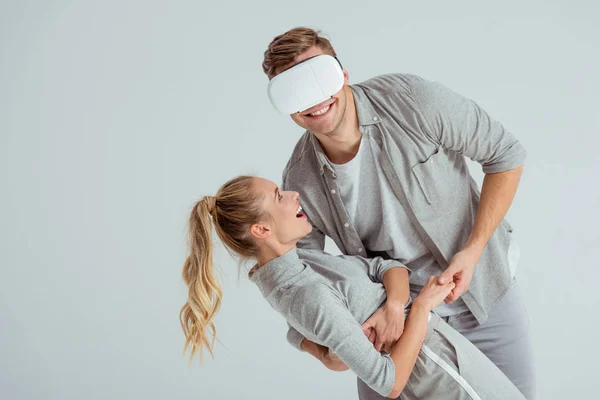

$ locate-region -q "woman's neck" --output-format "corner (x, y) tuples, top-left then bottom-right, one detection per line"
(255, 241), (297, 268)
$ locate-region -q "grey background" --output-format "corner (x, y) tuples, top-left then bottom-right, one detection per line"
(1, 1), (598, 399)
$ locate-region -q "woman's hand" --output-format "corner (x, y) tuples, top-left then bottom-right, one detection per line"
(361, 300), (406, 353)
(413, 276), (456, 312)
(302, 339), (349, 372)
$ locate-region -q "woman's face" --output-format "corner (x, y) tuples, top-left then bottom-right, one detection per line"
(251, 177), (312, 245)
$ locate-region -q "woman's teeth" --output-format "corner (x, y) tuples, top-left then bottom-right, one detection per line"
(310, 105), (330, 116)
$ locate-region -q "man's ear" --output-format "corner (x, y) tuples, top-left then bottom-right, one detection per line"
(343, 69), (349, 85)
(250, 222), (271, 240)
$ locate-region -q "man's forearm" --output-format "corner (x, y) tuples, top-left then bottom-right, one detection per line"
(382, 267), (411, 306)
(464, 164), (524, 253)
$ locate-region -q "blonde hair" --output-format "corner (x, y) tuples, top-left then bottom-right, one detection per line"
(262, 27), (338, 79)
(179, 176), (265, 362)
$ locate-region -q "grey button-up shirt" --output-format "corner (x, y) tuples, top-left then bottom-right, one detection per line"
(282, 73), (526, 350)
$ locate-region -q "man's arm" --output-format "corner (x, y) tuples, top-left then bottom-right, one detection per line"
(410, 76), (527, 174)
(464, 165), (523, 254)
(410, 76), (526, 299)
(382, 267), (411, 306)
(362, 267), (411, 352)
(334, 255), (412, 352)
(440, 165), (523, 300)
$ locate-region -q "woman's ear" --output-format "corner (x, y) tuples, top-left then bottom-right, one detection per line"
(343, 69), (349, 85)
(250, 222), (271, 240)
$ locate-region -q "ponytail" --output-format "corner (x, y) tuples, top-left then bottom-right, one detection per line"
(179, 176), (265, 363)
(179, 197), (222, 362)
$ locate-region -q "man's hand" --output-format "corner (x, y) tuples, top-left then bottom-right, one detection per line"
(361, 300), (406, 353)
(437, 247), (482, 303)
(414, 276), (456, 311)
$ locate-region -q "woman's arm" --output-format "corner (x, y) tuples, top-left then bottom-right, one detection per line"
(387, 277), (455, 398)
(296, 258), (410, 368)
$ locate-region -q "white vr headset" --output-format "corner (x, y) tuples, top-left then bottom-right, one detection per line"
(267, 54), (344, 115)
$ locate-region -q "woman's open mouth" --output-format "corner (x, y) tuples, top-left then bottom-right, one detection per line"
(296, 205), (307, 219)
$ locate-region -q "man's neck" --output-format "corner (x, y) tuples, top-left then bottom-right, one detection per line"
(314, 87), (362, 165)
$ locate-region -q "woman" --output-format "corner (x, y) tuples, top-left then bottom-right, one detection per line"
(180, 175), (525, 400)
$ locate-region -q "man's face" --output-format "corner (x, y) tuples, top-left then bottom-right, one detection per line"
(274, 46), (350, 136)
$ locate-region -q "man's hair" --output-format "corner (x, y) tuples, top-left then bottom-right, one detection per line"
(262, 27), (337, 80)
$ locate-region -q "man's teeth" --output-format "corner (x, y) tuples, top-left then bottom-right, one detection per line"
(310, 105), (330, 116)
(297, 205), (303, 214)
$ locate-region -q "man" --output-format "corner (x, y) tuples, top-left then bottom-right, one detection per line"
(262, 27), (535, 399)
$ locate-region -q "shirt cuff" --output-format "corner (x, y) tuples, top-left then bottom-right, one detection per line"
(482, 142), (527, 174)
(379, 259), (411, 282)
(286, 327), (305, 352)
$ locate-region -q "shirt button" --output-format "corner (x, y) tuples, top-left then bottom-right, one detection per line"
(373, 116), (378, 121)
(358, 248), (363, 252)
(330, 189), (336, 194)
(344, 223), (349, 228)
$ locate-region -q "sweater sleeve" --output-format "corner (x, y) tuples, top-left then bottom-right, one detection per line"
(285, 323), (305, 351)
(290, 285), (396, 397)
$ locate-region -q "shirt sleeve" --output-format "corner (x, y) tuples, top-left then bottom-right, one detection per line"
(337, 254), (410, 283)
(296, 222), (326, 251)
(409, 75), (527, 174)
(290, 285), (397, 397)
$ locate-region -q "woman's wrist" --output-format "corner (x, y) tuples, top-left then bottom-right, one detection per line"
(410, 298), (432, 315)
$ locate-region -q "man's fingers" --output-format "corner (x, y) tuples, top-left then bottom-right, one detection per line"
(443, 281), (461, 303)
(438, 270), (454, 284)
(375, 338), (384, 352)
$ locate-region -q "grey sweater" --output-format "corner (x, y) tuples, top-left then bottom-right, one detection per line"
(249, 248), (409, 396)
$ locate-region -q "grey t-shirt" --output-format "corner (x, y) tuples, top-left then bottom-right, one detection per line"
(332, 135), (468, 316)
(249, 248), (408, 396)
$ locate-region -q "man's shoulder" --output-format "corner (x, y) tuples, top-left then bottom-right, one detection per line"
(353, 72), (426, 97)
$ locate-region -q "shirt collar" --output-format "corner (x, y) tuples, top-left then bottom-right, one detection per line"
(248, 248), (306, 298)
(350, 84), (382, 127)
(309, 84), (382, 175)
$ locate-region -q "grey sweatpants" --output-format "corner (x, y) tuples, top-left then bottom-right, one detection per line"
(443, 280), (536, 399)
(357, 281), (535, 399)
